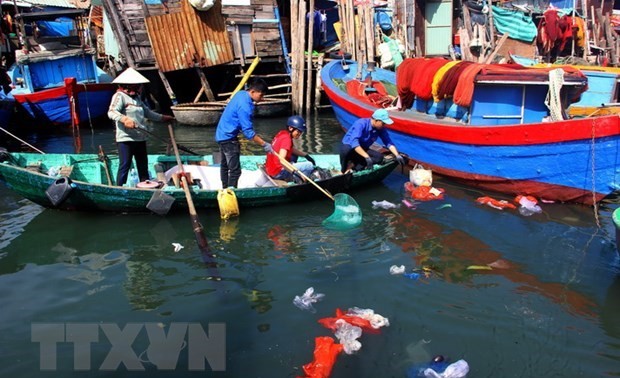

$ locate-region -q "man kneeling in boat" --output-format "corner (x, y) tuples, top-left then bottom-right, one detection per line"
(265, 115), (315, 183)
(340, 109), (405, 173)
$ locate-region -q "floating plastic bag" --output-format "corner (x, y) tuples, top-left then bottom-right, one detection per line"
(318, 308), (377, 333)
(405, 182), (445, 201)
(390, 265), (406, 275)
(404, 272), (421, 280)
(302, 336), (343, 378)
(293, 287), (325, 313)
(424, 359), (469, 378)
(515, 195), (542, 216)
(410, 164), (433, 187)
(476, 196), (516, 210)
(372, 200), (399, 209)
(323, 193), (362, 230)
(346, 307), (390, 329)
(334, 319), (362, 355)
(408, 355), (451, 378)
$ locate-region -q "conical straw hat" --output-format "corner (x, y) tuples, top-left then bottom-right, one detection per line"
(112, 67), (150, 84)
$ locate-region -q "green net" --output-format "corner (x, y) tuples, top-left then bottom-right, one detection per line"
(322, 193), (362, 230)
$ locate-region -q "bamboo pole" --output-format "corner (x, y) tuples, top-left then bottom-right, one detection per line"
(314, 53), (324, 109)
(305, 0), (315, 116)
(297, 0), (307, 114)
(366, 5), (375, 63)
(290, 0), (299, 113)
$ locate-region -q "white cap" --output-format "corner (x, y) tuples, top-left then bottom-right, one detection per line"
(112, 67), (150, 84)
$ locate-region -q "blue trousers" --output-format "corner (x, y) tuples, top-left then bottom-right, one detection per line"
(117, 141), (148, 186)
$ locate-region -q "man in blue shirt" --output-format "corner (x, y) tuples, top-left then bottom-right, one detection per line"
(215, 79), (273, 188)
(340, 108), (406, 172)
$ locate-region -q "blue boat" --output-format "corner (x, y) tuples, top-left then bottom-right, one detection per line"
(321, 59), (620, 205)
(510, 55), (620, 117)
(8, 9), (115, 126)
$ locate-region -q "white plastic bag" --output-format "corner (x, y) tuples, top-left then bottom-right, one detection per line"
(293, 287), (325, 313)
(424, 359), (469, 378)
(410, 164), (433, 187)
(188, 0), (214, 11)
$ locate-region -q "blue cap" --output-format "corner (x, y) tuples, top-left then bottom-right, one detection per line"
(372, 109), (393, 125)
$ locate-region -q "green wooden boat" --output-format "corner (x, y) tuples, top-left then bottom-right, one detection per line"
(0, 151), (397, 213)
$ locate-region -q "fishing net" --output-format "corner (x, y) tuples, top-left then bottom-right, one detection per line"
(322, 193), (362, 230)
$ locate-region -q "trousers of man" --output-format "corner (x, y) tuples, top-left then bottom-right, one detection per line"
(117, 141), (148, 186)
(339, 144), (383, 172)
(219, 140), (241, 188)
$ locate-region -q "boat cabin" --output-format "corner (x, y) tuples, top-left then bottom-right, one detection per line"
(10, 9), (108, 93)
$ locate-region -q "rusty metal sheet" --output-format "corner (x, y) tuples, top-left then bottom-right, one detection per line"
(145, 0), (233, 72)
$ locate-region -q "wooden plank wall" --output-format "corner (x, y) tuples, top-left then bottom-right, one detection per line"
(145, 0), (234, 72)
(222, 0), (283, 58)
(102, 0), (157, 67)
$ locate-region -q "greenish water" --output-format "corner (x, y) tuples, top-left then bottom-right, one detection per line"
(0, 115), (619, 377)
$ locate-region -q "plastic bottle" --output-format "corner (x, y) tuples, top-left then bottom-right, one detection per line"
(128, 169), (139, 187)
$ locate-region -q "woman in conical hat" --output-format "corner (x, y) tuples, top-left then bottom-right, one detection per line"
(108, 67), (175, 186)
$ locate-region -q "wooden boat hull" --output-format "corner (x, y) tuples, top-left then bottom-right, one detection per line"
(0, 152), (396, 212)
(13, 81), (115, 125)
(321, 60), (620, 205)
(172, 98), (291, 126)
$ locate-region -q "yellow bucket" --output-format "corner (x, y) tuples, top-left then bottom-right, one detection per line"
(217, 188), (240, 220)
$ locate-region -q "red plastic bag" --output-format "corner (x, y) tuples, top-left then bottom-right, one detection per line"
(476, 196), (516, 210)
(318, 308), (378, 333)
(300, 336), (344, 378)
(404, 182), (445, 201)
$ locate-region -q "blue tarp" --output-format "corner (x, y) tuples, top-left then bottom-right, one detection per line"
(36, 18), (73, 37)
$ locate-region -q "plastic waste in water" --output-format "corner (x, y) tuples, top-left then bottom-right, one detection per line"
(334, 319), (362, 355)
(423, 359), (469, 378)
(517, 196), (542, 216)
(346, 307), (390, 329)
(404, 272), (420, 280)
(390, 265), (406, 275)
(128, 169), (139, 188)
(293, 287), (325, 313)
(372, 200), (399, 209)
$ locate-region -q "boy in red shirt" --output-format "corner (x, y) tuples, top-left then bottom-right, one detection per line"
(265, 116), (315, 183)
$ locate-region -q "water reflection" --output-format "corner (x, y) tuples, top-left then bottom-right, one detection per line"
(389, 209), (598, 317)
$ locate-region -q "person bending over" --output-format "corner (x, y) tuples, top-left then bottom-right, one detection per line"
(340, 108), (405, 173)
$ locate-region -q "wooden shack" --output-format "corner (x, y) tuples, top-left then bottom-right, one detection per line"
(101, 0), (290, 108)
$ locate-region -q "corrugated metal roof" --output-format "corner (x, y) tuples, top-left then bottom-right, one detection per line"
(20, 0), (90, 9)
(145, 0), (234, 72)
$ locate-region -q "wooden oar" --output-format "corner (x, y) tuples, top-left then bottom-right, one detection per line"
(167, 124), (210, 252)
(273, 152), (334, 200)
(98, 145), (113, 186)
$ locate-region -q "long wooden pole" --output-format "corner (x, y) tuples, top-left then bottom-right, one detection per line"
(305, 0), (315, 116)
(273, 152), (334, 201)
(167, 124), (209, 252)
